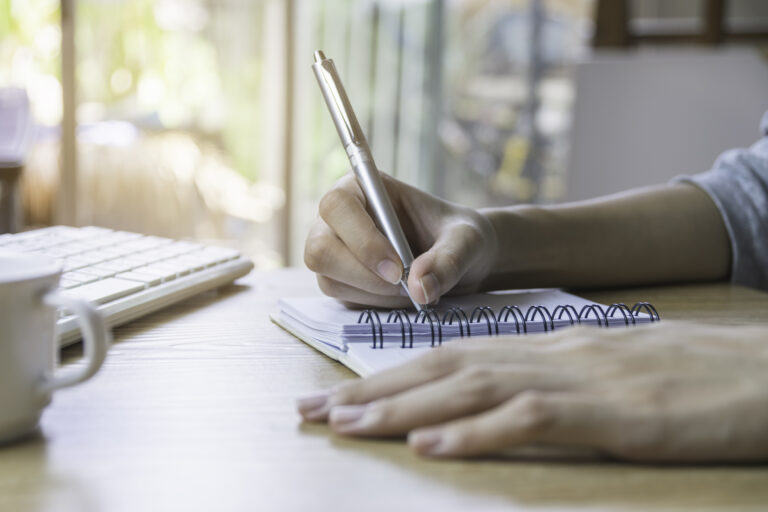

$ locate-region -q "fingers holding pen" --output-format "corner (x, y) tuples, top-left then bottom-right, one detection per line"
(305, 220), (403, 298)
(309, 172), (500, 305)
(408, 220), (490, 304)
(317, 176), (404, 285)
(316, 276), (411, 309)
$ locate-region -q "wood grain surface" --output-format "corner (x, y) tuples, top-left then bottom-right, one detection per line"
(1, 268), (767, 512)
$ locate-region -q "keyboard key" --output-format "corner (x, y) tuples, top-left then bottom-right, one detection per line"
(106, 244), (145, 258)
(78, 265), (118, 279)
(44, 246), (73, 258)
(93, 232), (138, 246)
(63, 271), (99, 285)
(201, 247), (239, 262)
(110, 231), (144, 242)
(62, 278), (145, 304)
(144, 261), (191, 276)
(116, 272), (162, 286)
(15, 238), (54, 251)
(63, 257), (91, 271)
(166, 241), (203, 254)
(133, 265), (179, 282)
(119, 251), (163, 264)
(98, 258), (141, 272)
(77, 250), (116, 265)
(52, 242), (92, 257)
(121, 236), (174, 252)
(60, 279), (82, 289)
(172, 255), (208, 272)
(76, 238), (116, 250)
(154, 245), (196, 259)
(173, 248), (232, 268)
(78, 226), (115, 238)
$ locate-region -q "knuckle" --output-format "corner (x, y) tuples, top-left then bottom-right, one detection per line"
(445, 424), (474, 453)
(316, 275), (341, 298)
(303, 234), (332, 272)
(318, 188), (351, 222)
(606, 383), (676, 459)
(357, 236), (378, 258)
(366, 399), (393, 426)
(317, 188), (344, 221)
(419, 348), (462, 376)
(511, 390), (553, 433)
(332, 380), (362, 405)
(455, 365), (498, 404)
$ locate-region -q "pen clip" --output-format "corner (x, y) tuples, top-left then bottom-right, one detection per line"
(313, 56), (362, 146)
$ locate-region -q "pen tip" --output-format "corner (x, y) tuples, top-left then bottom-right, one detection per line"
(314, 50), (326, 63)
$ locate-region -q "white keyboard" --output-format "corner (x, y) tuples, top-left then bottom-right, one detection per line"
(0, 226), (254, 346)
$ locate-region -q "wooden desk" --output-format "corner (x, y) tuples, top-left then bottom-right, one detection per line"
(2, 269), (768, 511)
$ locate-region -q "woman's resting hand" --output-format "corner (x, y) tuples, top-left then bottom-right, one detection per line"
(297, 323), (768, 462)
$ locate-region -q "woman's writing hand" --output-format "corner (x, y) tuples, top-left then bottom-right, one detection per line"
(304, 172), (497, 307)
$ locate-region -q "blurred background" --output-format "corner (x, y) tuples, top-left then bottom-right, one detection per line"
(1, 0), (767, 267)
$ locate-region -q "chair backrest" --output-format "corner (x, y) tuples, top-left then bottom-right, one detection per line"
(565, 47), (768, 202)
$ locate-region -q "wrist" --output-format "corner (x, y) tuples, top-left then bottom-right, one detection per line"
(467, 206), (499, 288)
(477, 205), (563, 290)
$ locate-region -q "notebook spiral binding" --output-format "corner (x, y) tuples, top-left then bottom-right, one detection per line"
(357, 302), (660, 349)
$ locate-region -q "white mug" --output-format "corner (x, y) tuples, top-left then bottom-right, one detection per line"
(0, 251), (111, 443)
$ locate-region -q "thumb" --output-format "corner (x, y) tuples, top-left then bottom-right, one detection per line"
(407, 222), (483, 304)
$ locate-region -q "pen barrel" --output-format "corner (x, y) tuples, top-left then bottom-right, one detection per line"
(311, 60), (361, 148)
(312, 52), (416, 276)
(347, 143), (415, 270)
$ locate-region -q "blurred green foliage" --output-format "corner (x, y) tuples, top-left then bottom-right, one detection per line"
(1, 0), (265, 182)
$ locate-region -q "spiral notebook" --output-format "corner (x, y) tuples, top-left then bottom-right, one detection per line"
(271, 289), (660, 376)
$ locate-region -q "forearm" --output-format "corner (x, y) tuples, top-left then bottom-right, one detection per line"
(480, 183), (731, 289)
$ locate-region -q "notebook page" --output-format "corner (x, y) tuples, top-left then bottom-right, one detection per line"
(345, 342), (432, 375)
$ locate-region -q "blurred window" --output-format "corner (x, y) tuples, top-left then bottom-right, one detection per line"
(1, 0), (596, 266)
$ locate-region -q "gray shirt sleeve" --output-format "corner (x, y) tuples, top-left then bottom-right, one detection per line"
(677, 111), (768, 291)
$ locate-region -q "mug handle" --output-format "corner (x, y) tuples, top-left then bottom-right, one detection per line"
(38, 289), (112, 394)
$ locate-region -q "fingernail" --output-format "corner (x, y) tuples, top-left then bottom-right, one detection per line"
(329, 405), (379, 433)
(298, 391), (336, 421)
(408, 429), (445, 455)
(297, 392), (329, 414)
(377, 259), (402, 284)
(419, 273), (439, 304)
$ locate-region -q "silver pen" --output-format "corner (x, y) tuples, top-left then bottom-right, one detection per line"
(312, 50), (424, 312)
